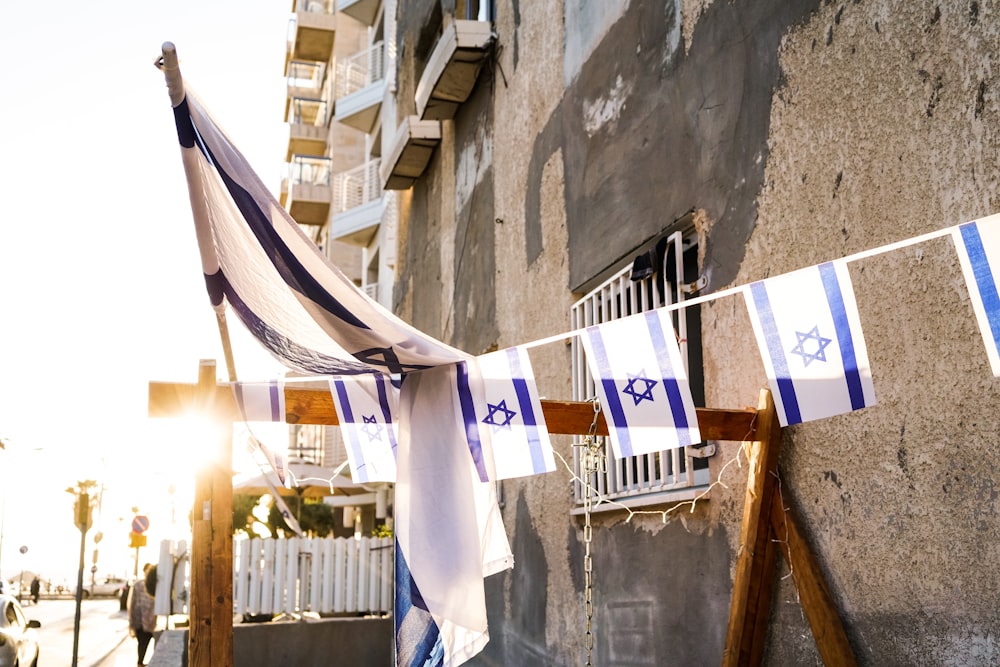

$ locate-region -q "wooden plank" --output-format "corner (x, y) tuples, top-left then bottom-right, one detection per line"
(150, 382), (759, 441)
(771, 490), (857, 666)
(722, 389), (782, 667)
(188, 361), (235, 667)
(188, 361), (217, 667)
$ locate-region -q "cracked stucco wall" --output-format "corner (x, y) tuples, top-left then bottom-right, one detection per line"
(390, 0), (1000, 664)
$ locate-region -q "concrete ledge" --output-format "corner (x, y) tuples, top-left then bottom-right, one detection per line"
(149, 617), (392, 667)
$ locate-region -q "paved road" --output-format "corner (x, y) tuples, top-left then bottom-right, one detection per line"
(19, 597), (129, 667)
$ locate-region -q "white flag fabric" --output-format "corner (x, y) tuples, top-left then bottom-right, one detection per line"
(232, 380), (290, 486)
(169, 83), (508, 667)
(474, 347), (555, 479)
(744, 260), (876, 426)
(580, 309), (702, 458)
(395, 364), (513, 667)
(952, 214), (1000, 376)
(232, 380), (285, 422)
(329, 374), (399, 483)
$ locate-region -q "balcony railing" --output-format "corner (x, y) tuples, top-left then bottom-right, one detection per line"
(332, 159), (382, 215)
(288, 155), (332, 187)
(335, 41), (385, 100)
(287, 61), (325, 94)
(289, 97), (330, 127)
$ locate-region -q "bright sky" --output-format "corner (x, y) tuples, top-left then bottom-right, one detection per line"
(0, 0), (295, 583)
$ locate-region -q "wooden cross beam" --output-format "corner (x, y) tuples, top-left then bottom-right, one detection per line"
(149, 379), (759, 440)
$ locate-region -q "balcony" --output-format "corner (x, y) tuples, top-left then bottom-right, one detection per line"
(288, 0), (337, 64)
(415, 20), (494, 120)
(337, 0), (380, 26)
(380, 116), (441, 190)
(285, 61), (326, 119)
(286, 97), (330, 160)
(330, 159), (384, 246)
(334, 41), (386, 134)
(285, 155), (333, 226)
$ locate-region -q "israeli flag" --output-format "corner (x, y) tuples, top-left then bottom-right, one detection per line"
(581, 309), (701, 459)
(474, 347), (555, 479)
(952, 214), (1000, 377)
(329, 374), (399, 483)
(744, 261), (876, 426)
(232, 379), (285, 422)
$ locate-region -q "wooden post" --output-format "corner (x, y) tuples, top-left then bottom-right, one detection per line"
(771, 491), (857, 666)
(722, 389), (783, 667)
(188, 360), (234, 667)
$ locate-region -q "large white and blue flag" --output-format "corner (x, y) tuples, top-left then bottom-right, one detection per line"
(474, 347), (555, 480)
(329, 374), (400, 484)
(580, 309), (701, 459)
(952, 214), (1000, 377)
(165, 59), (509, 667)
(744, 260), (876, 426)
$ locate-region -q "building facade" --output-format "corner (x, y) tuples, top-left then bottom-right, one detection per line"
(290, 1), (1000, 664)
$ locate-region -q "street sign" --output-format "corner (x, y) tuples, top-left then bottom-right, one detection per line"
(130, 532), (147, 549)
(132, 515), (150, 534)
(18, 546), (27, 555)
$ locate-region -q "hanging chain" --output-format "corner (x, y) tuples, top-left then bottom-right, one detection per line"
(578, 398), (605, 667)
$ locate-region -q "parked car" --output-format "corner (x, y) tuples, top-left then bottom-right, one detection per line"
(76, 576), (127, 599)
(0, 593), (40, 667)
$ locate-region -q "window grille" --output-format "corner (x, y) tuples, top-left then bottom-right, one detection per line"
(570, 231), (709, 511)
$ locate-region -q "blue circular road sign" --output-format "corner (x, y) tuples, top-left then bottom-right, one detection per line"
(131, 515), (150, 533)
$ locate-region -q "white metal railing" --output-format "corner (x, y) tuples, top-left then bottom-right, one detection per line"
(570, 231), (706, 506)
(234, 536), (393, 616)
(335, 41), (386, 99)
(287, 61), (325, 92)
(288, 155), (332, 187)
(332, 159), (382, 215)
(295, 0), (334, 13)
(289, 97), (331, 127)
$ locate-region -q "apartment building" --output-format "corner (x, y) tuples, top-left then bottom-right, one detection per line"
(284, 1), (1000, 665)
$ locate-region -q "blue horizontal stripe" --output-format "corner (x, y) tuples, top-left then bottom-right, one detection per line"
(961, 222), (1000, 353)
(506, 348), (546, 473)
(818, 262), (865, 410)
(586, 326), (633, 457)
(644, 311), (695, 445)
(749, 281), (802, 425)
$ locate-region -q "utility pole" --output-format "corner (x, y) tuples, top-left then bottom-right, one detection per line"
(68, 481), (95, 667)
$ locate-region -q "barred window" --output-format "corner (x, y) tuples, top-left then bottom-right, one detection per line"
(570, 229), (710, 512)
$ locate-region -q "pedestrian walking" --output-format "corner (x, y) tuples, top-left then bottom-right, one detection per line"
(127, 563), (157, 666)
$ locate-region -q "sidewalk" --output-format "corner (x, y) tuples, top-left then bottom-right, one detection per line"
(91, 632), (142, 667)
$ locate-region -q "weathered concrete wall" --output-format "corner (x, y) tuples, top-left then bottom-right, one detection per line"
(390, 0), (1000, 665)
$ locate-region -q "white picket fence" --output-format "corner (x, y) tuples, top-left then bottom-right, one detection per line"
(233, 536), (393, 616)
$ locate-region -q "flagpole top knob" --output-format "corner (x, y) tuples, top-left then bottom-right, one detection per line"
(158, 42), (184, 107)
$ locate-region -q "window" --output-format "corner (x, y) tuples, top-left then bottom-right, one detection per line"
(570, 229), (710, 511)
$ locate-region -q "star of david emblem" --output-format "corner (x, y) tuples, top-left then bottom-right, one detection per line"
(622, 370), (658, 406)
(789, 325), (833, 367)
(482, 399), (517, 432)
(360, 415), (384, 442)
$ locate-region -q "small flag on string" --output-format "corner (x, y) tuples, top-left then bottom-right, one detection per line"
(952, 214), (1000, 377)
(580, 309), (701, 459)
(232, 380), (289, 485)
(329, 374), (399, 484)
(474, 347), (555, 479)
(233, 380), (285, 422)
(744, 260), (876, 426)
